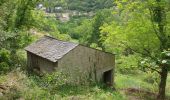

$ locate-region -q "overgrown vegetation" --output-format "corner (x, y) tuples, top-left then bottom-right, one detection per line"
(0, 0), (170, 100)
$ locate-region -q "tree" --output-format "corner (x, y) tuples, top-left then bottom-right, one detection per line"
(87, 9), (114, 49)
(0, 0), (39, 72)
(15, 0), (40, 29)
(71, 19), (93, 44)
(101, 0), (170, 99)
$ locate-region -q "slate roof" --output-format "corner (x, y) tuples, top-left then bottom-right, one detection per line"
(25, 36), (78, 62)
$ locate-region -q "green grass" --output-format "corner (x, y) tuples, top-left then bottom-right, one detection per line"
(59, 86), (126, 100)
(115, 72), (158, 92)
(0, 70), (126, 100)
(115, 72), (170, 100)
(0, 70), (170, 100)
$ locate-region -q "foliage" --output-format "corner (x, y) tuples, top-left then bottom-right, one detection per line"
(0, 0), (39, 74)
(116, 55), (141, 74)
(32, 10), (59, 32)
(1, 69), (170, 100)
(161, 50), (170, 71)
(0, 49), (11, 74)
(87, 9), (114, 48)
(1, 0), (170, 99)
(0, 70), (127, 100)
(0, 0), (39, 30)
(31, 9), (72, 40)
(101, 0), (170, 66)
(42, 72), (69, 89)
(56, 9), (114, 49)
(0, 62), (10, 74)
(101, 0), (170, 99)
(42, 0), (114, 12)
(14, 0), (40, 29)
(70, 19), (93, 44)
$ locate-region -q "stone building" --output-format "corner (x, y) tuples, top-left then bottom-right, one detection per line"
(25, 35), (115, 85)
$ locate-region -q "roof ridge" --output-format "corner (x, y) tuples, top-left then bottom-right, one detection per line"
(44, 35), (57, 40)
(44, 35), (115, 55)
(44, 35), (79, 45)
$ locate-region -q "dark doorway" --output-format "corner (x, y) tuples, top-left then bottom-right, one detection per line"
(103, 70), (113, 86)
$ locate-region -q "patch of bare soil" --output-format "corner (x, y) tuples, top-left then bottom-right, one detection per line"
(121, 88), (157, 100)
(120, 88), (170, 100)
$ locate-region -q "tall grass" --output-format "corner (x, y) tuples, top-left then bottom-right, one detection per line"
(115, 72), (158, 92)
(0, 70), (127, 100)
(0, 69), (169, 100)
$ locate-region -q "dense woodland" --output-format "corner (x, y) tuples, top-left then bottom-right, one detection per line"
(0, 0), (170, 100)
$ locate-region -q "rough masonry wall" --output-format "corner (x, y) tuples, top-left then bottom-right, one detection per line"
(57, 45), (115, 84)
(27, 52), (56, 73)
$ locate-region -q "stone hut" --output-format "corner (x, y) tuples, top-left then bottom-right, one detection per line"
(25, 36), (115, 85)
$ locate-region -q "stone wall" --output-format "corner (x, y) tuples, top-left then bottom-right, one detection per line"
(27, 45), (115, 85)
(27, 52), (56, 73)
(57, 45), (115, 84)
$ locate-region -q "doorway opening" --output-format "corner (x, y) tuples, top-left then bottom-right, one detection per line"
(103, 69), (113, 86)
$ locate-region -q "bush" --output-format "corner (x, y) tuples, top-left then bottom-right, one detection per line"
(0, 48), (10, 63)
(116, 55), (140, 74)
(0, 49), (11, 74)
(0, 62), (10, 74)
(42, 72), (69, 88)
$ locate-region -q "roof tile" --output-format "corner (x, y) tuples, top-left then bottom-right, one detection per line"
(25, 36), (78, 62)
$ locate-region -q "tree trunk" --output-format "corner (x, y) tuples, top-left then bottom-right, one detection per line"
(157, 66), (168, 100)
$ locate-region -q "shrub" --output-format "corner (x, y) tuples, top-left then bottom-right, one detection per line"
(0, 48), (10, 63)
(0, 62), (10, 74)
(116, 55), (140, 74)
(0, 49), (11, 74)
(42, 72), (69, 88)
